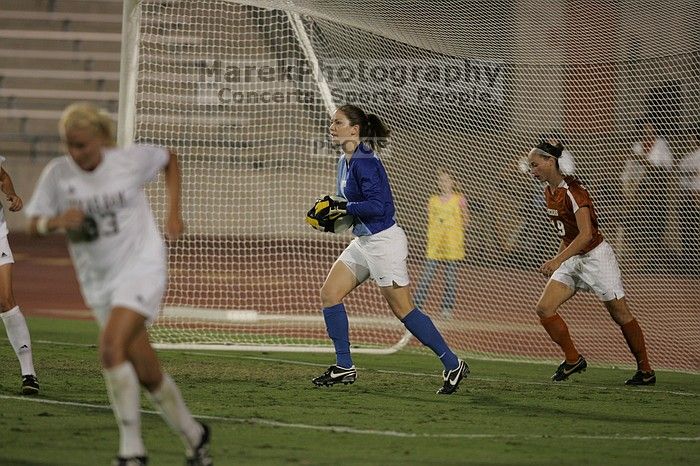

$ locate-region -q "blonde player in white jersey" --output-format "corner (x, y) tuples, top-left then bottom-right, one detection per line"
(25, 103), (212, 466)
(0, 155), (39, 395)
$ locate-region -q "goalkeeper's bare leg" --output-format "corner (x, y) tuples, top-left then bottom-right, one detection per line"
(101, 307), (211, 465)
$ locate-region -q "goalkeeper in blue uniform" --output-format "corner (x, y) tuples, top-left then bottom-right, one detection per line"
(311, 104), (469, 394)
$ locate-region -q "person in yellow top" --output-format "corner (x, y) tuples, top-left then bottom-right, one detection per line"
(414, 169), (469, 318)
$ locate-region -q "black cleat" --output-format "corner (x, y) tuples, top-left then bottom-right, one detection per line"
(112, 456), (148, 466)
(186, 423), (212, 466)
(437, 359), (469, 395)
(312, 365), (357, 386)
(552, 355), (587, 381)
(21, 374), (39, 395)
(625, 370), (656, 386)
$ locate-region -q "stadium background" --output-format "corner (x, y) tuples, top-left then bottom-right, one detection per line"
(0, 0), (698, 372)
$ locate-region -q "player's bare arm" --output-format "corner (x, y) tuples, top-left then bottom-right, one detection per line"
(540, 207), (593, 276)
(164, 149), (184, 240)
(29, 208), (85, 236)
(0, 168), (23, 212)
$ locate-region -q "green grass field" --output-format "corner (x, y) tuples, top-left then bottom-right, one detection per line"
(1, 317), (698, 466)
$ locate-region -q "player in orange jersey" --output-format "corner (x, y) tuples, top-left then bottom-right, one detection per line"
(527, 140), (655, 385)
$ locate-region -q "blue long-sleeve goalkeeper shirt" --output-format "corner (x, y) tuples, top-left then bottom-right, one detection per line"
(336, 143), (397, 236)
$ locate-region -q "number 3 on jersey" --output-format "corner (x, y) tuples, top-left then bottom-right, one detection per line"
(99, 211), (119, 236)
(67, 212), (119, 243)
(552, 219), (565, 237)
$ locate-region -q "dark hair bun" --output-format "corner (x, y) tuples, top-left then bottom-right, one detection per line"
(535, 141), (563, 158)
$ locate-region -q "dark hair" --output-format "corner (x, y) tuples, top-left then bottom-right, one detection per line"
(535, 140), (563, 158)
(336, 104), (391, 151)
(533, 140), (565, 172)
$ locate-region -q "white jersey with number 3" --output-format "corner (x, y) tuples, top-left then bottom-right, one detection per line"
(26, 145), (169, 306)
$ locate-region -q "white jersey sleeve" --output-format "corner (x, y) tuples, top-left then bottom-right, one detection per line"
(125, 145), (170, 186)
(25, 159), (62, 218)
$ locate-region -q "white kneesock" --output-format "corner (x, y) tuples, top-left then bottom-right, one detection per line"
(103, 361), (146, 458)
(1, 306), (36, 376)
(148, 374), (203, 454)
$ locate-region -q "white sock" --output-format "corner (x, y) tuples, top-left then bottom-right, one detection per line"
(1, 306), (36, 376)
(148, 374), (203, 454)
(103, 362), (146, 458)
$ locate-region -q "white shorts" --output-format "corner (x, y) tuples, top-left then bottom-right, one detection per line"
(338, 224), (410, 287)
(0, 236), (14, 267)
(89, 258), (167, 327)
(550, 241), (625, 301)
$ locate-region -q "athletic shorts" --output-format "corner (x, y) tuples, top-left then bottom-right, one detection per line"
(89, 258), (167, 327)
(0, 236), (14, 267)
(550, 241), (625, 301)
(338, 224), (410, 287)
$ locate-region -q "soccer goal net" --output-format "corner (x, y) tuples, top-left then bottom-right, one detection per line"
(121, 0), (699, 371)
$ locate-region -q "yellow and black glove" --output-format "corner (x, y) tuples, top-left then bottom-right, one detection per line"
(306, 195), (352, 233)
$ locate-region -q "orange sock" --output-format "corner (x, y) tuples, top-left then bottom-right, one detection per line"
(621, 319), (652, 372)
(540, 313), (580, 363)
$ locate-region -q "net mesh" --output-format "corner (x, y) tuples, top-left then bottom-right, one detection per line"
(134, 0), (700, 371)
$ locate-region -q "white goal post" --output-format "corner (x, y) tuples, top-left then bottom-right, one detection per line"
(120, 0), (699, 371)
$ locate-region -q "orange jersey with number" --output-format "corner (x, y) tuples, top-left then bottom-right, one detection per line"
(544, 176), (604, 254)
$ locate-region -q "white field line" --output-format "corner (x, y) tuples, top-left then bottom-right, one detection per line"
(0, 394), (697, 442)
(5, 337), (698, 398)
(33, 339), (96, 347)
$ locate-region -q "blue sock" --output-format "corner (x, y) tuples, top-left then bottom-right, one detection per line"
(402, 308), (458, 371)
(323, 304), (353, 368)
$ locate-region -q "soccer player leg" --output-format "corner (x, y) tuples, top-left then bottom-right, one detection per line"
(103, 356), (147, 461)
(99, 260), (165, 462)
(130, 331), (209, 463)
(100, 307), (151, 461)
(582, 242), (654, 382)
(0, 247), (38, 394)
(102, 257), (165, 365)
(539, 261), (586, 380)
(605, 298), (655, 384)
(373, 227), (467, 393)
(112, 262), (210, 462)
(101, 279), (165, 369)
(314, 242), (368, 386)
(388, 285), (458, 373)
(391, 287), (468, 394)
(146, 368), (209, 463)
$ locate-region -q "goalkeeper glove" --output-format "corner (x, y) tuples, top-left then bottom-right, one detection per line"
(305, 208), (328, 231)
(313, 195), (347, 221)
